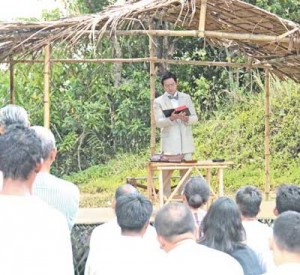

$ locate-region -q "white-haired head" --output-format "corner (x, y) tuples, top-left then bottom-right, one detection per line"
(30, 126), (56, 160)
(0, 104), (30, 133)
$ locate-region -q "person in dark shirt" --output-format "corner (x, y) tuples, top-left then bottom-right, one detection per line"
(199, 196), (264, 275)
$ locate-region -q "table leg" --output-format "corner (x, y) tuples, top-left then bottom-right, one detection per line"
(165, 167), (193, 204)
(218, 168), (224, 196)
(205, 168), (211, 185)
(159, 170), (164, 207)
(146, 164), (156, 200)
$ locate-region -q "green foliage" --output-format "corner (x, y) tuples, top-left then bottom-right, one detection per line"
(65, 151), (149, 194)
(245, 0), (300, 23)
(63, 79), (300, 207)
(64, 0), (112, 15)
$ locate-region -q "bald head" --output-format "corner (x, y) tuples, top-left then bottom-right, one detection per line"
(154, 202), (195, 242)
(115, 184), (138, 200)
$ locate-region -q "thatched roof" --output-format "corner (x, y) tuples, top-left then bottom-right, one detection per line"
(0, 0), (300, 82)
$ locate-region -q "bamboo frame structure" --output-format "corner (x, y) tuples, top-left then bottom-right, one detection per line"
(198, 0), (207, 32)
(264, 69), (271, 200)
(9, 57), (15, 104)
(8, 58), (271, 69)
(43, 44), (51, 129)
(149, 20), (156, 156)
(2, 0), (300, 199)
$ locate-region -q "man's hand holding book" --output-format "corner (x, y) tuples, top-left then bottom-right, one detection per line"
(163, 105), (190, 122)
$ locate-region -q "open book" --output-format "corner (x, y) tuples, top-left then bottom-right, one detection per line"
(162, 105), (191, 118)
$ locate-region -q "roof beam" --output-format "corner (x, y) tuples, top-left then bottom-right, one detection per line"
(8, 57), (270, 69)
(106, 29), (291, 44)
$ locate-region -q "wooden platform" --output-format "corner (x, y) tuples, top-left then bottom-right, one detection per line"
(76, 200), (276, 224)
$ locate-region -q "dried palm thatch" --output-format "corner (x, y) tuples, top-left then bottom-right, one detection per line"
(0, 0), (299, 81)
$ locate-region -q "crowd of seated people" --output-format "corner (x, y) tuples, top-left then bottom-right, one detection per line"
(1, 103), (300, 275)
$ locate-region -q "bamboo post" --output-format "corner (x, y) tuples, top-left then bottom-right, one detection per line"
(149, 20), (156, 156)
(264, 69), (271, 200)
(198, 0), (207, 33)
(43, 44), (51, 129)
(9, 56), (15, 104)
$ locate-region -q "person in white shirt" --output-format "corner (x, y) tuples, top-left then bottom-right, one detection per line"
(154, 202), (244, 275)
(0, 126), (74, 275)
(85, 184), (159, 275)
(31, 125), (80, 231)
(236, 185), (274, 272)
(0, 104), (30, 191)
(85, 192), (162, 275)
(264, 211), (300, 275)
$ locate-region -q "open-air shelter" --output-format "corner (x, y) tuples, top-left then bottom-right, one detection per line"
(0, 0), (299, 199)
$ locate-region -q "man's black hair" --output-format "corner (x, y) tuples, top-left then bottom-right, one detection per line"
(161, 71), (177, 85)
(235, 185), (262, 217)
(0, 125), (42, 180)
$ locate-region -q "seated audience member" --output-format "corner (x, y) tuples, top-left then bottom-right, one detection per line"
(200, 197), (264, 275)
(85, 184), (159, 274)
(0, 126), (73, 275)
(264, 211), (300, 274)
(0, 104), (29, 191)
(236, 185), (273, 272)
(85, 192), (161, 275)
(154, 202), (243, 275)
(31, 126), (80, 231)
(182, 176), (210, 238)
(0, 104), (29, 133)
(274, 184), (300, 215)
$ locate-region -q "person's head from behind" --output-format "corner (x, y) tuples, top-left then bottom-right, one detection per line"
(200, 197), (245, 253)
(0, 104), (29, 134)
(271, 211), (300, 265)
(112, 184), (138, 209)
(31, 126), (56, 164)
(235, 185), (262, 218)
(115, 192), (153, 236)
(161, 71), (177, 95)
(275, 184), (300, 215)
(0, 126), (42, 190)
(183, 176), (210, 210)
(154, 202), (195, 252)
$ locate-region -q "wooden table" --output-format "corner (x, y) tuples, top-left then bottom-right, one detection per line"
(146, 160), (234, 207)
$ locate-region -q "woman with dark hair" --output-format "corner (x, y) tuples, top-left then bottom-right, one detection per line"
(183, 176), (210, 238)
(199, 197), (264, 275)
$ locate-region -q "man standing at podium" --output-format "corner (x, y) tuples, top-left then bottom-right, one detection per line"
(153, 71), (198, 196)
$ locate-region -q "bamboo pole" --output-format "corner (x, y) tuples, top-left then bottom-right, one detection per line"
(154, 58), (270, 69)
(12, 58), (270, 69)
(149, 20), (156, 156)
(264, 69), (271, 200)
(9, 56), (15, 104)
(43, 44), (51, 129)
(198, 0), (207, 32)
(64, 29), (292, 43)
(6, 29), (293, 44)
